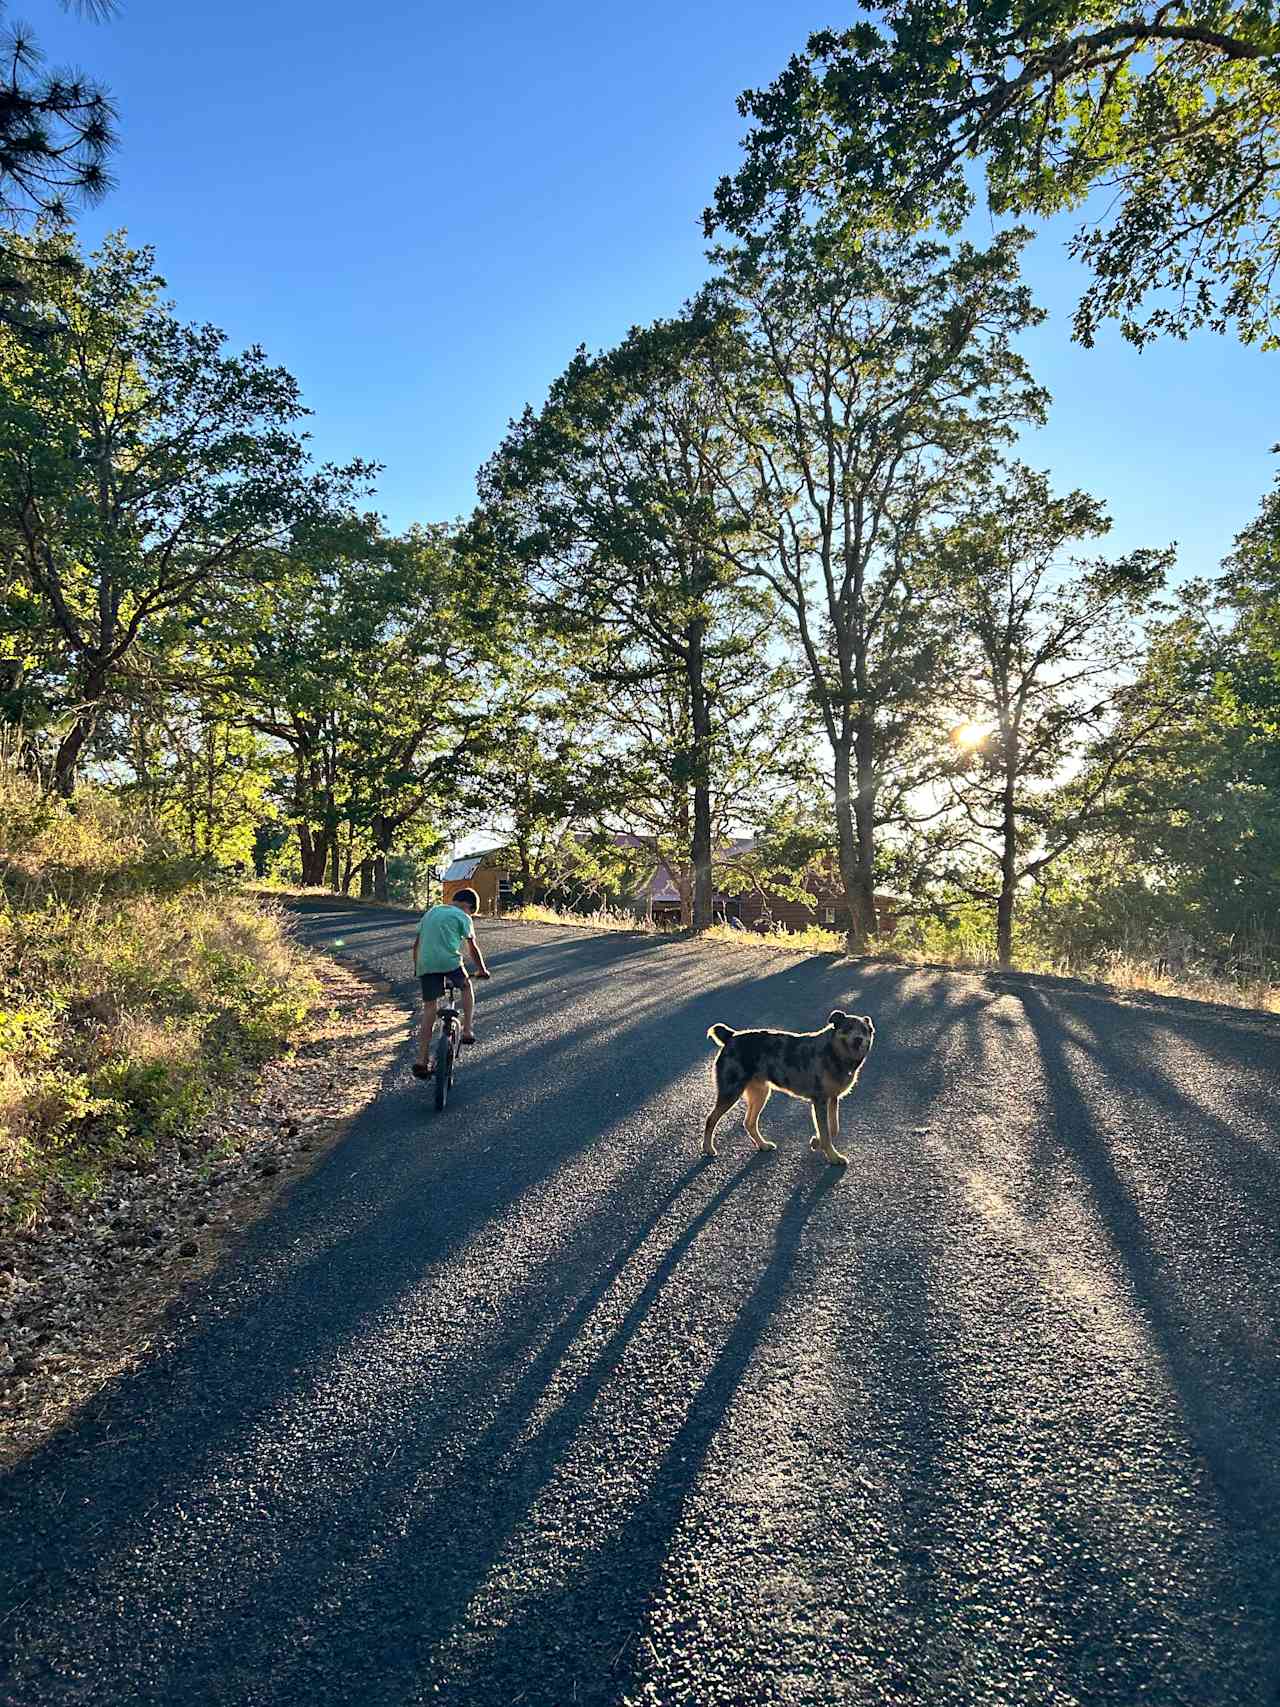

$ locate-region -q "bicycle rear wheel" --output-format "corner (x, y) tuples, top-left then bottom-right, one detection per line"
(434, 1029), (454, 1110)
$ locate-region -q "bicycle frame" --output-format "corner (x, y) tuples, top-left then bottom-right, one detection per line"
(433, 977), (465, 1111)
(436, 981), (463, 1032)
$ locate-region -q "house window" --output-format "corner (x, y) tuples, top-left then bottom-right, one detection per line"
(497, 875), (513, 894)
(820, 907), (836, 926)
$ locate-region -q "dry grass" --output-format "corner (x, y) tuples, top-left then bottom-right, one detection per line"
(506, 903), (655, 933)
(708, 921), (1280, 1014)
(1036, 950), (1280, 1014)
(881, 920), (1280, 1013)
(0, 765), (316, 1227)
(0, 952), (404, 1467)
(705, 921), (847, 956)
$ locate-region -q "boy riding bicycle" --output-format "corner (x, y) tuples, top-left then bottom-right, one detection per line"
(411, 886), (492, 1080)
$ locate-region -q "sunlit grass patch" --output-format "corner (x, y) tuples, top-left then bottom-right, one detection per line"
(707, 914), (1280, 1013)
(704, 921), (848, 955)
(0, 763), (317, 1228)
(888, 918), (1280, 1013)
(506, 904), (654, 933)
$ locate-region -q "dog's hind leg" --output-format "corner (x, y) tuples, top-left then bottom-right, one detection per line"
(742, 1080), (775, 1152)
(703, 1090), (741, 1158)
(809, 1098), (848, 1166)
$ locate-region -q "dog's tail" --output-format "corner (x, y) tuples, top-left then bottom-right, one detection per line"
(707, 1023), (736, 1048)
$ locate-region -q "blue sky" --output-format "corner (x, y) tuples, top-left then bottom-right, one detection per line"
(34, 0), (1278, 580)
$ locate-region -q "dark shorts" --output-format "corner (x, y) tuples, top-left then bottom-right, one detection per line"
(420, 967), (466, 1001)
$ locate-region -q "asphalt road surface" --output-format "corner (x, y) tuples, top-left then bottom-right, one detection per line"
(2, 904), (1279, 1707)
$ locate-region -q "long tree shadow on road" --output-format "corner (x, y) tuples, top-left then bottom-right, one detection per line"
(322, 1163), (846, 1707)
(0, 941), (935, 1704)
(163, 1149), (803, 1707)
(1014, 985), (1280, 1537)
(487, 1167), (846, 1707)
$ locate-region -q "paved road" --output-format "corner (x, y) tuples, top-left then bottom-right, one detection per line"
(2, 904), (1279, 1707)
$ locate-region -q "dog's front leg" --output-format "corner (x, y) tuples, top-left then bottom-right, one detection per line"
(810, 1097), (848, 1166)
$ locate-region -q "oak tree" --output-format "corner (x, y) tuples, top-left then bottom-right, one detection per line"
(932, 462), (1171, 964)
(0, 232), (366, 794)
(707, 222), (1046, 949)
(710, 1), (1280, 347)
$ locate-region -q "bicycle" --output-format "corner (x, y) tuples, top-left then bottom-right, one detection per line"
(432, 980), (464, 1111)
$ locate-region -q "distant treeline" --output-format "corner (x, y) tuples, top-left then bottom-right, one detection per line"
(0, 1), (1277, 981)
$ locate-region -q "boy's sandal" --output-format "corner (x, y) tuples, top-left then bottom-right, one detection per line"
(412, 1062), (432, 1080)
(461, 1033), (478, 1046)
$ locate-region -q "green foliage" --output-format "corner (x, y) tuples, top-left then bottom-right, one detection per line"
(707, 220), (1046, 944)
(928, 460), (1173, 960)
(479, 307), (778, 927)
(710, 1), (1280, 347)
(0, 759), (314, 1226)
(114, 706), (277, 868)
(0, 229), (372, 794)
(1097, 585), (1279, 939)
(710, 799), (834, 909)
(209, 516), (519, 893)
(892, 895), (999, 963)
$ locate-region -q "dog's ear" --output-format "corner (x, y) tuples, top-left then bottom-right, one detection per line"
(827, 1008), (847, 1027)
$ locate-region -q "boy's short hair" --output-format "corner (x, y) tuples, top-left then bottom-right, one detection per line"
(451, 887), (480, 912)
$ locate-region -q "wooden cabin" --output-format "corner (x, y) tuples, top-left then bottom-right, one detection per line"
(441, 849), (510, 917)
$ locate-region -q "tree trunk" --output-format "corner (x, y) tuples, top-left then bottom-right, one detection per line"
(298, 824), (331, 887)
(372, 814), (392, 903)
(204, 724), (217, 858)
(996, 886), (1015, 968)
(53, 658), (109, 798)
(834, 739), (876, 952)
(688, 618), (714, 932)
(853, 725), (879, 944)
(53, 714), (92, 798)
(997, 771), (1018, 967)
(132, 709), (152, 799)
(517, 843), (533, 907)
(358, 859), (374, 899)
(677, 867), (693, 930)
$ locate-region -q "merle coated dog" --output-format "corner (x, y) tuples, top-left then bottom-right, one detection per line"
(703, 1010), (875, 1166)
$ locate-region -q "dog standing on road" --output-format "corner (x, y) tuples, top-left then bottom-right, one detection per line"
(703, 1010), (875, 1166)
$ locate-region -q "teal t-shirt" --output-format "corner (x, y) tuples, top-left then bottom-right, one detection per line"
(415, 903), (474, 974)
